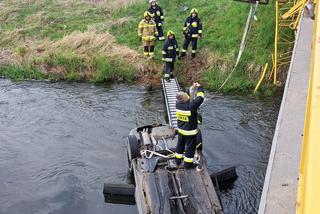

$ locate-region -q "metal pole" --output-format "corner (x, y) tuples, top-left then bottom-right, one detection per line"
(254, 63), (269, 92)
(274, 1), (279, 85)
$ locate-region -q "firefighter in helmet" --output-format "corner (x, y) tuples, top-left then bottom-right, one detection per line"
(181, 8), (203, 58)
(138, 11), (158, 58)
(148, 0), (165, 41)
(162, 30), (179, 80)
(175, 83), (205, 168)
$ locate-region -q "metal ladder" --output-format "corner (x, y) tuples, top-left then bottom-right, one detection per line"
(161, 78), (181, 128)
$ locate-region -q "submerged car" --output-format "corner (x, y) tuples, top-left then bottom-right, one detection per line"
(104, 124), (225, 214)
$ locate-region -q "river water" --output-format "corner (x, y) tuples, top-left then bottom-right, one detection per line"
(0, 80), (280, 214)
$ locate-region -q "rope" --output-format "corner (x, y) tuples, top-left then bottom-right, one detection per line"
(218, 2), (259, 91)
(140, 149), (174, 159)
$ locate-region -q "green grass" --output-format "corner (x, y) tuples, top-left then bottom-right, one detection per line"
(0, 0), (277, 92)
(92, 57), (136, 83)
(0, 1), (110, 44)
(0, 65), (45, 80)
(111, 0), (276, 92)
(0, 0), (138, 83)
(37, 52), (136, 82)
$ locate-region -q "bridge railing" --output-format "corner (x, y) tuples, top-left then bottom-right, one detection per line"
(296, 1), (320, 213)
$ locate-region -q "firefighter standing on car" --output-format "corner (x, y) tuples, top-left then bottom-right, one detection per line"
(189, 84), (204, 152)
(138, 11), (158, 58)
(148, 0), (165, 41)
(181, 8), (203, 58)
(162, 30), (179, 80)
(175, 83), (205, 168)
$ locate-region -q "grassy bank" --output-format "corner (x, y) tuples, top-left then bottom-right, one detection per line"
(0, 0), (142, 83)
(0, 0), (276, 92)
(111, 0), (276, 92)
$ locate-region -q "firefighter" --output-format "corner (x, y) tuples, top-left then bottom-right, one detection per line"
(181, 8), (203, 58)
(138, 11), (158, 58)
(189, 84), (204, 152)
(162, 30), (179, 80)
(148, 0), (165, 41)
(175, 83), (205, 168)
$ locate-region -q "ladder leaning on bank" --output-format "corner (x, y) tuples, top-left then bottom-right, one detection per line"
(161, 78), (181, 128)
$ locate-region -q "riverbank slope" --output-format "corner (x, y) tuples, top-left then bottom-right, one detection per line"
(0, 0), (276, 92)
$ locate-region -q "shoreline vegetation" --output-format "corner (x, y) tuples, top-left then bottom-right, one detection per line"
(0, 0), (278, 93)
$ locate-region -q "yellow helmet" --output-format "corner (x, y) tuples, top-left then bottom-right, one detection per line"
(167, 30), (175, 37)
(190, 8), (198, 15)
(144, 11), (151, 18)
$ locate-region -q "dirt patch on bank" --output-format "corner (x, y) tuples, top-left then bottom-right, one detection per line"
(54, 32), (142, 66)
(176, 49), (220, 85)
(28, 31), (162, 81)
(0, 49), (19, 66)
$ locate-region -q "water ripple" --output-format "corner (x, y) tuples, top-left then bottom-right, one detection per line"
(0, 80), (280, 214)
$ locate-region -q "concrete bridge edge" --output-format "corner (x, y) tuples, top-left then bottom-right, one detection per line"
(258, 11), (305, 214)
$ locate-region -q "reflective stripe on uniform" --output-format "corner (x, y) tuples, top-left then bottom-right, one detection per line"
(164, 73), (170, 78)
(192, 34), (198, 38)
(197, 92), (204, 98)
(158, 36), (165, 40)
(160, 16), (164, 19)
(175, 153), (184, 159)
(162, 51), (167, 54)
(183, 27), (187, 31)
(177, 128), (198, 136)
(192, 50), (196, 53)
(176, 109), (191, 116)
(142, 36), (156, 41)
(164, 58), (173, 62)
(181, 49), (187, 53)
(198, 30), (203, 34)
(144, 52), (149, 56)
(176, 109), (191, 122)
(168, 46), (174, 50)
(184, 157), (193, 163)
(139, 23), (156, 28)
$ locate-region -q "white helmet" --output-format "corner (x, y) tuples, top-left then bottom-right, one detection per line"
(149, 0), (156, 3)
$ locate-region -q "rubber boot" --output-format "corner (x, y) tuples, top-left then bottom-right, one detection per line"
(164, 73), (170, 82)
(149, 46), (155, 59)
(184, 162), (197, 169)
(191, 52), (196, 58)
(175, 158), (182, 166)
(143, 46), (149, 57)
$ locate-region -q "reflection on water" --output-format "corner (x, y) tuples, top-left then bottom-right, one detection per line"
(0, 80), (280, 214)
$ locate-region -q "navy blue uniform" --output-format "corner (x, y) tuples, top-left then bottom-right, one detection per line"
(181, 15), (203, 58)
(148, 5), (165, 41)
(175, 88), (205, 167)
(162, 37), (179, 78)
